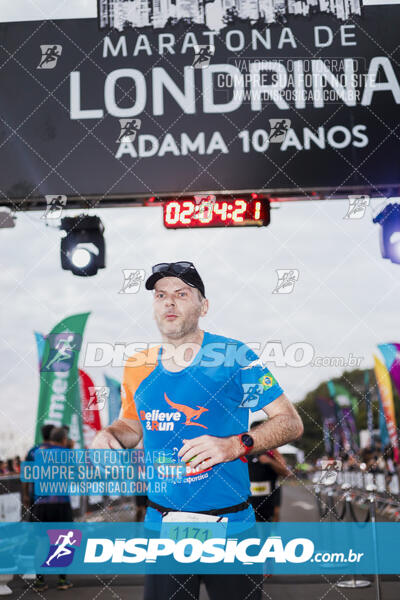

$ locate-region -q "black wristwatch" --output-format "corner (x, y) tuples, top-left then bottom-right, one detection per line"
(238, 433), (254, 456)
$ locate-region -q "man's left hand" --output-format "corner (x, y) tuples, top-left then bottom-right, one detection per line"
(178, 435), (243, 470)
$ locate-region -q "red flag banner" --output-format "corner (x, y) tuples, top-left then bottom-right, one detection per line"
(79, 369), (102, 449)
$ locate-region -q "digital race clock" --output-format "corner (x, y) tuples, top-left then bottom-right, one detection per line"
(163, 198), (270, 229)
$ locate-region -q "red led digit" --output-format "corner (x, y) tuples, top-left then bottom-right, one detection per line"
(232, 200), (246, 222)
(198, 201), (214, 224)
(180, 200), (195, 224)
(165, 201), (180, 224)
(214, 201), (228, 221)
(163, 197), (268, 228)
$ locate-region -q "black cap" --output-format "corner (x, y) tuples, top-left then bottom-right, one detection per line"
(145, 262), (205, 298)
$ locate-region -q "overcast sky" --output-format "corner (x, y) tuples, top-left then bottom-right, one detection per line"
(1, 199), (400, 457)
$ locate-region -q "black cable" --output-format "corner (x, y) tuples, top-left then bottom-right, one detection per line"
(314, 488), (330, 519)
(347, 499), (371, 523)
(338, 497), (348, 521)
(329, 494), (347, 521)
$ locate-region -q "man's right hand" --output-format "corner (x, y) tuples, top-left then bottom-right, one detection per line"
(90, 429), (124, 449)
(90, 417), (142, 450)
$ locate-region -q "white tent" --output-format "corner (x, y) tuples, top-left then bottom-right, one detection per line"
(279, 444), (304, 463)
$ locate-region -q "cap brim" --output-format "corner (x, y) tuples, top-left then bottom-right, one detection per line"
(145, 272), (168, 290)
(145, 271), (192, 291)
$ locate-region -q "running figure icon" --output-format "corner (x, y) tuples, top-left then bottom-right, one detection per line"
(44, 335), (77, 370)
(46, 531), (77, 566)
(38, 45), (61, 69)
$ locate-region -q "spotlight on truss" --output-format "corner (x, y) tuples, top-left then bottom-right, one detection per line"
(60, 215), (105, 276)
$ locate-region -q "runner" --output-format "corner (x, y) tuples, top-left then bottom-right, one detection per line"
(31, 427), (74, 591)
(22, 424), (54, 514)
(248, 420), (292, 522)
(92, 261), (303, 600)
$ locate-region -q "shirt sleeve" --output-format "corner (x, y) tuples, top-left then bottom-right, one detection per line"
(233, 345), (284, 412)
(120, 346), (160, 420)
(120, 371), (139, 420)
(25, 446), (36, 462)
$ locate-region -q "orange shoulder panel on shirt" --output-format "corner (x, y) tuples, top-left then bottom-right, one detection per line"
(120, 345), (160, 420)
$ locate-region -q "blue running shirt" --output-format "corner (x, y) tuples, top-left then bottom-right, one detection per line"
(121, 331), (284, 523)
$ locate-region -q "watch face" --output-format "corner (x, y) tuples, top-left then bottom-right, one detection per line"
(241, 434), (254, 448)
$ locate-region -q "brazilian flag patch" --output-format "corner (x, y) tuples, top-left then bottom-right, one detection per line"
(258, 373), (275, 390)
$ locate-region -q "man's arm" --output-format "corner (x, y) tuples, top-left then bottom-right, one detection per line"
(91, 413), (143, 449)
(21, 449), (34, 508)
(249, 393), (303, 453)
(257, 449), (292, 477)
(178, 393), (303, 470)
(21, 481), (31, 508)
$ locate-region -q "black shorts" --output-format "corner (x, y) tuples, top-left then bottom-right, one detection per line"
(135, 495), (147, 507)
(30, 502), (73, 522)
(272, 486), (281, 507)
(249, 496), (274, 522)
(144, 573), (263, 600)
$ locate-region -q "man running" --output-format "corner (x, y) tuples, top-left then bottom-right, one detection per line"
(92, 261), (303, 600)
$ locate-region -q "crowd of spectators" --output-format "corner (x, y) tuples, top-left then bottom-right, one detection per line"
(0, 424), (74, 477)
(0, 456), (21, 476)
(315, 441), (400, 487)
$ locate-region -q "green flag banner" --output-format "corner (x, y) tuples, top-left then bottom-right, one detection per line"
(34, 312), (90, 448)
(333, 383), (359, 417)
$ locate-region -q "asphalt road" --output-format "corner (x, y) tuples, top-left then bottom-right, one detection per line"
(280, 480), (393, 522)
(4, 482), (398, 599)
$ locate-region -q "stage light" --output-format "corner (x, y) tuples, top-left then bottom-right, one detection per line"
(71, 247), (92, 268)
(60, 215), (105, 276)
(373, 203), (400, 264)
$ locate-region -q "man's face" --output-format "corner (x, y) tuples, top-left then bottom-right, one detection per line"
(153, 276), (207, 339)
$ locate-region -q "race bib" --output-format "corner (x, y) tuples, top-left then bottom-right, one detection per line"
(161, 511), (228, 543)
(250, 481), (271, 496)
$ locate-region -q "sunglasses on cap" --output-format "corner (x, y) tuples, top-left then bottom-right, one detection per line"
(151, 261), (195, 274)
(146, 261), (206, 297)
